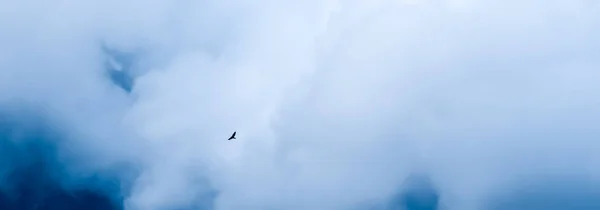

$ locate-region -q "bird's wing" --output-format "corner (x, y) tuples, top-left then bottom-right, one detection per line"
(232, 131), (236, 136)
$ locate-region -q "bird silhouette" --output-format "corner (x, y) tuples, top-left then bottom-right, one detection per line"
(228, 131), (236, 140)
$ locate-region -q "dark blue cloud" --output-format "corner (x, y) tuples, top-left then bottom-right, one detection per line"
(386, 173), (440, 210)
(102, 45), (137, 93)
(0, 108), (124, 210)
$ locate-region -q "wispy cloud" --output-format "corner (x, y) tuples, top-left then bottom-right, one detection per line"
(1, 0), (600, 210)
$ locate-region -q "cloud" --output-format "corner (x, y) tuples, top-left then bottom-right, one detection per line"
(1, 0), (600, 210)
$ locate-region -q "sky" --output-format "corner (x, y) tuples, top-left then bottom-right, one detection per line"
(1, 0), (600, 210)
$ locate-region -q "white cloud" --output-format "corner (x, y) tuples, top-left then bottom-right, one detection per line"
(1, 0), (600, 209)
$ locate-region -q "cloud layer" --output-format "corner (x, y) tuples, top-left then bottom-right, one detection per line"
(1, 0), (600, 210)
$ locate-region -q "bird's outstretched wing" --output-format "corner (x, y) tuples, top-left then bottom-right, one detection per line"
(228, 131), (236, 140)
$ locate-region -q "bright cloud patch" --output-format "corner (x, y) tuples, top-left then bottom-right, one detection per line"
(1, 1), (600, 210)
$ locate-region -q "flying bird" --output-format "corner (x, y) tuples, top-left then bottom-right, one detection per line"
(228, 131), (236, 140)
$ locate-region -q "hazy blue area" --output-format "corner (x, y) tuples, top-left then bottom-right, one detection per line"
(3, 109), (599, 210)
(1, 1), (600, 210)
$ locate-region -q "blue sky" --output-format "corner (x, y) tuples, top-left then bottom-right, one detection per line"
(1, 1), (600, 210)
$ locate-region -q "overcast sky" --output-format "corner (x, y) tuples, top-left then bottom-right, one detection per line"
(1, 0), (600, 210)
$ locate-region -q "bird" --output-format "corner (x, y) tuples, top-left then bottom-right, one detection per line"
(228, 131), (236, 140)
